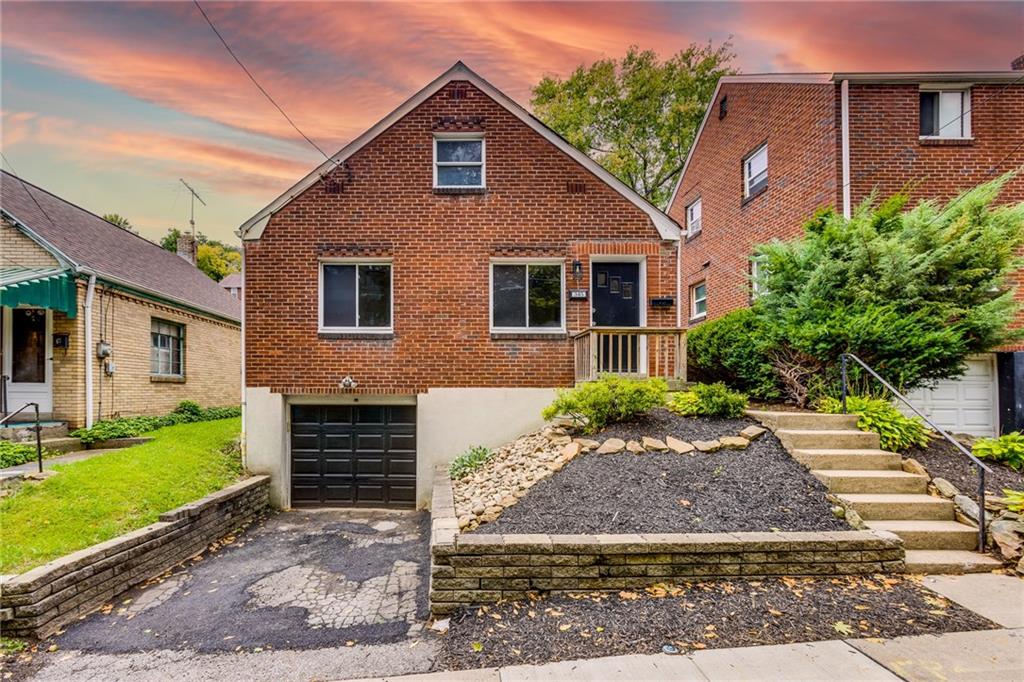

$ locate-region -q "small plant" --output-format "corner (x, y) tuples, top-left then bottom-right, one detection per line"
(1002, 489), (1024, 513)
(71, 402), (241, 445)
(172, 400), (204, 419)
(973, 432), (1024, 471)
(668, 382), (748, 418)
(449, 445), (493, 480)
(0, 636), (27, 654)
(541, 376), (668, 434)
(0, 440), (52, 468)
(817, 395), (929, 452)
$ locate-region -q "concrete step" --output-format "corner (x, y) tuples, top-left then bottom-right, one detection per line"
(812, 469), (928, 494)
(747, 410), (861, 431)
(903, 550), (1003, 575)
(0, 422), (69, 442)
(776, 429), (880, 451)
(791, 449), (902, 470)
(40, 437), (83, 454)
(866, 520), (980, 551)
(837, 493), (955, 521)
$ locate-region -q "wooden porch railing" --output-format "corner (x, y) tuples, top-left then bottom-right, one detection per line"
(572, 327), (687, 383)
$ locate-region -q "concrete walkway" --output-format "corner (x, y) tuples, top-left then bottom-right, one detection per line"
(346, 573), (1024, 682)
(0, 448), (115, 477)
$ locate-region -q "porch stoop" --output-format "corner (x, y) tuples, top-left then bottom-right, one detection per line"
(747, 409), (1000, 575)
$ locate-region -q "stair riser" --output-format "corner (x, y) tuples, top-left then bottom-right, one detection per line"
(902, 560), (997, 575)
(778, 431), (880, 450)
(815, 474), (927, 494)
(793, 454), (902, 470)
(846, 501), (955, 521)
(770, 414), (861, 431)
(887, 529), (979, 551)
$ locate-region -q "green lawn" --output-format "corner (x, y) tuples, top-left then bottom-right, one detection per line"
(0, 418), (243, 574)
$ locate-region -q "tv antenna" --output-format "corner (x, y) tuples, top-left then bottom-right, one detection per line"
(179, 178), (207, 238)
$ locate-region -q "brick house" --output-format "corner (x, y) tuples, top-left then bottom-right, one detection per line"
(241, 63), (683, 509)
(1, 171), (241, 430)
(667, 70), (1024, 436)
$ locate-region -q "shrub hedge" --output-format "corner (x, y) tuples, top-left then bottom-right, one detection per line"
(686, 308), (781, 400)
(542, 376), (668, 434)
(668, 382), (748, 418)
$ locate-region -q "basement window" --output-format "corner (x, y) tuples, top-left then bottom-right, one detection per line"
(491, 260), (564, 333)
(320, 261), (393, 333)
(434, 135), (485, 189)
(920, 88), (971, 139)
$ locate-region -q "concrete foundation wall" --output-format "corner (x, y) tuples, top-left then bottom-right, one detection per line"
(243, 387), (287, 507)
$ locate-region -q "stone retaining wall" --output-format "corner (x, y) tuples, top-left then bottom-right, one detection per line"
(430, 468), (904, 615)
(0, 475), (269, 638)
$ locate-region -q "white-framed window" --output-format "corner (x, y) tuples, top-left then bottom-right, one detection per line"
(690, 280), (707, 320)
(750, 257), (765, 299)
(686, 197), (702, 237)
(743, 144), (768, 198)
(319, 260), (393, 333)
(151, 319), (184, 376)
(920, 88), (971, 139)
(490, 259), (565, 333)
(433, 135), (485, 189)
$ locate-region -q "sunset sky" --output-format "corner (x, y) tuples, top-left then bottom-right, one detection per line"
(2, 1), (1021, 244)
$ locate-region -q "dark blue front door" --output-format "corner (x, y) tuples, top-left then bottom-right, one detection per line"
(592, 262), (640, 372)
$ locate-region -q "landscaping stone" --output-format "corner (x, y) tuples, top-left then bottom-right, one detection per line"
(626, 441), (646, 454)
(692, 439), (721, 452)
(931, 477), (959, 499)
(740, 425), (768, 440)
(573, 438), (600, 451)
(989, 518), (1023, 561)
(559, 441), (582, 458)
(953, 494), (981, 524)
(902, 458), (929, 477)
(641, 436), (668, 451)
(719, 436), (750, 450)
(595, 438), (626, 454)
(665, 436), (695, 454)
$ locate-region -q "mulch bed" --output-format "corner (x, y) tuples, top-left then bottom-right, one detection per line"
(437, 575), (998, 670)
(906, 437), (1023, 495)
(471, 410), (848, 534)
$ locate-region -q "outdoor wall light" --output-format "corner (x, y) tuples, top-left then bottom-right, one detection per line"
(572, 259), (583, 281)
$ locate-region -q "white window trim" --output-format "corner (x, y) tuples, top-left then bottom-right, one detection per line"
(433, 133), (486, 189)
(750, 258), (764, 299)
(489, 258), (566, 334)
(690, 280), (707, 320)
(918, 86), (972, 140)
(686, 197), (702, 237)
(318, 258), (394, 334)
(743, 144), (768, 198)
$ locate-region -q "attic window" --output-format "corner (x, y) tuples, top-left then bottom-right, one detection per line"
(719, 95), (728, 120)
(433, 135), (485, 188)
(449, 87), (468, 100)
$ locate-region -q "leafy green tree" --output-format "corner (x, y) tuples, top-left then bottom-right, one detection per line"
(159, 227), (241, 282)
(753, 175), (1024, 406)
(102, 213), (135, 232)
(531, 43), (736, 208)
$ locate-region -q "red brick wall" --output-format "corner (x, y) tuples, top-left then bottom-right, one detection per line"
(244, 81), (679, 394)
(667, 82), (837, 323)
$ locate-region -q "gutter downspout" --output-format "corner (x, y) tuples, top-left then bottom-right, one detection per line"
(83, 274), (97, 428)
(239, 246), (247, 466)
(841, 79), (852, 219)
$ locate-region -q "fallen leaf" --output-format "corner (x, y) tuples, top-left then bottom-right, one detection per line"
(618, 591), (641, 600)
(832, 621), (855, 636)
(471, 642), (484, 652)
(558, 624), (571, 632)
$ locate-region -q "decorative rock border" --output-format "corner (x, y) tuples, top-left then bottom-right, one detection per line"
(431, 468), (904, 616)
(0, 475), (270, 639)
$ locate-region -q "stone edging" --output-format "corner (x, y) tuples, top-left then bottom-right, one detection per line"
(0, 475), (270, 639)
(429, 467), (905, 615)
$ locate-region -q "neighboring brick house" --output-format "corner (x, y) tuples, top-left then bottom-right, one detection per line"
(1, 171), (241, 429)
(241, 63), (682, 509)
(667, 70), (1024, 436)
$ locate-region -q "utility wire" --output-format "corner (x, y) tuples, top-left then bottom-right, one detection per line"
(192, 0), (338, 167)
(1, 152), (63, 235)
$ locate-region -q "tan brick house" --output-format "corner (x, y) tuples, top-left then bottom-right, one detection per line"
(1, 171), (241, 430)
(241, 63), (683, 509)
(667, 70), (1024, 437)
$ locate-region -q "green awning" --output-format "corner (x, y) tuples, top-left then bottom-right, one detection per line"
(0, 267), (77, 318)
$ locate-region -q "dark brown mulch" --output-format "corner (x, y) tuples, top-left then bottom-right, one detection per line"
(437, 576), (998, 670)
(471, 410), (849, 534)
(906, 437), (1023, 495)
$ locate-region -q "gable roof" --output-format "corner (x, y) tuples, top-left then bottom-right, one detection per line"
(219, 272), (242, 289)
(239, 61), (680, 242)
(1, 171), (241, 322)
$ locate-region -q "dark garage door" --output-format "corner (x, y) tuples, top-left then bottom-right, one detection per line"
(290, 404), (416, 508)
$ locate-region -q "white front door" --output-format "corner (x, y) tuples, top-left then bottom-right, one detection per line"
(1, 307), (53, 415)
(903, 355), (998, 437)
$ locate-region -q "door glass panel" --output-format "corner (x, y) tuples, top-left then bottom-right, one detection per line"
(12, 309), (46, 383)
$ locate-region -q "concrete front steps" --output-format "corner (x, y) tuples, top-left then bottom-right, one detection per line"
(749, 409), (999, 575)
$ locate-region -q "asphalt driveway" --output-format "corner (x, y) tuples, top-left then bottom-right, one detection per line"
(18, 509), (439, 681)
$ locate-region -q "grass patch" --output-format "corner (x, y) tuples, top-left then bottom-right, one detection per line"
(0, 418), (242, 574)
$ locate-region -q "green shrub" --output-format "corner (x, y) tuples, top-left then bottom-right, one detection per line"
(0, 440), (51, 468)
(449, 445), (493, 480)
(973, 432), (1024, 471)
(1003, 489), (1024, 513)
(541, 376), (668, 434)
(818, 395), (929, 452)
(687, 308), (781, 400)
(668, 382), (748, 418)
(71, 401), (241, 445)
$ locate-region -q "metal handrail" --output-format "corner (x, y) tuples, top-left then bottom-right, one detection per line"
(840, 353), (989, 552)
(0, 402), (43, 474)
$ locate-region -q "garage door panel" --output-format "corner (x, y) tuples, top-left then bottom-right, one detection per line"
(356, 457), (385, 476)
(323, 432), (353, 450)
(388, 485), (416, 505)
(387, 457), (416, 476)
(356, 484), (386, 504)
(322, 405), (354, 424)
(388, 433), (416, 451)
(904, 356), (996, 437)
(356, 406), (385, 424)
(389, 405), (416, 424)
(356, 433), (385, 450)
(291, 484), (322, 503)
(322, 484), (355, 504)
(321, 458), (353, 476)
(290, 405), (322, 425)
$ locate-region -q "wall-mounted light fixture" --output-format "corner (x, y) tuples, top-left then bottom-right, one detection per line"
(572, 259), (583, 282)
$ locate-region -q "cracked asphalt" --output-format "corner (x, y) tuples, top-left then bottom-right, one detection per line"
(12, 509), (439, 682)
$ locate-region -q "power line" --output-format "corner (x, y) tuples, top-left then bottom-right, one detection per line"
(1, 153), (62, 235)
(192, 0), (338, 167)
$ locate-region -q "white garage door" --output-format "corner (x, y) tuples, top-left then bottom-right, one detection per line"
(903, 355), (998, 437)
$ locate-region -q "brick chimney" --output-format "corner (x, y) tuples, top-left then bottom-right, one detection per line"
(1013, 54), (1024, 71)
(176, 233), (197, 265)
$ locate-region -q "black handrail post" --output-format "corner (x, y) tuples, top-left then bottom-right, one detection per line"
(978, 465), (986, 553)
(840, 354), (848, 414)
(34, 402), (43, 474)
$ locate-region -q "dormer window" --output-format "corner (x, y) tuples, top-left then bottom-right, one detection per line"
(434, 135), (485, 189)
